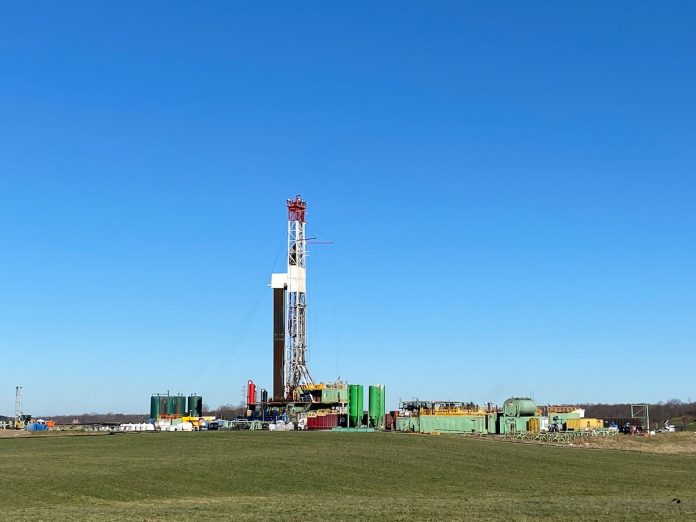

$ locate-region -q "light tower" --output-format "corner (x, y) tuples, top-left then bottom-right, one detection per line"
(271, 196), (313, 400)
(14, 386), (22, 424)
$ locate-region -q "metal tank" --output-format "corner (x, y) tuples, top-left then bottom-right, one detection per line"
(158, 396), (167, 417)
(165, 396), (177, 415)
(368, 385), (382, 428)
(503, 398), (537, 417)
(188, 395), (203, 417)
(150, 396), (161, 419)
(358, 385), (364, 426)
(176, 395), (187, 416)
(348, 384), (363, 427)
(247, 380), (256, 406)
(380, 385), (386, 424)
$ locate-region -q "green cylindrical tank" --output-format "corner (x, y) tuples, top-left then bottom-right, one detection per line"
(176, 395), (187, 416)
(355, 384), (365, 426)
(164, 396), (176, 415)
(380, 385), (386, 425)
(188, 395), (203, 417)
(368, 385), (382, 428)
(348, 384), (363, 427)
(503, 398), (537, 417)
(150, 396), (161, 419)
(358, 385), (364, 426)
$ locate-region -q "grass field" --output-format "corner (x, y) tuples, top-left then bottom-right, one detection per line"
(1, 432), (694, 520)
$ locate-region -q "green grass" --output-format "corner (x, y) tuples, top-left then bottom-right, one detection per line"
(1, 432), (694, 520)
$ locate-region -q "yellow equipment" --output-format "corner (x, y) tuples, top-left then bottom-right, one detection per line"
(565, 418), (603, 431)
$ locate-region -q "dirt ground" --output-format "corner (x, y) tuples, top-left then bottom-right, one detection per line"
(0, 430), (34, 439)
(571, 432), (696, 453)
(3, 429), (696, 454)
(0, 429), (104, 439)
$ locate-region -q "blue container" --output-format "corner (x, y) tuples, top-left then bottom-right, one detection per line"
(25, 423), (48, 431)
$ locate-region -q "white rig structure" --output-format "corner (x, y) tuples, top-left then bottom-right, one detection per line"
(271, 196), (313, 399)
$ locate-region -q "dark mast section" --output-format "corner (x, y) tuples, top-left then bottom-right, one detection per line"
(272, 287), (285, 401)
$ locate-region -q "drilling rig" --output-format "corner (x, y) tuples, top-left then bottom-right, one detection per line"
(243, 196), (354, 430)
(271, 196), (313, 400)
(14, 386), (26, 429)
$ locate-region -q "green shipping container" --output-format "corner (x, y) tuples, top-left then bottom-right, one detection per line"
(486, 413), (498, 434)
(321, 387), (347, 404)
(419, 415), (487, 434)
(396, 416), (419, 432)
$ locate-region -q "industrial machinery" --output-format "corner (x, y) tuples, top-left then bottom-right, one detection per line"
(394, 397), (612, 436)
(150, 393), (203, 420)
(396, 400), (489, 434)
(244, 197), (387, 430)
(13, 386), (30, 429)
(499, 397), (539, 435)
(348, 384), (364, 427)
(271, 195), (313, 400)
(368, 385), (386, 429)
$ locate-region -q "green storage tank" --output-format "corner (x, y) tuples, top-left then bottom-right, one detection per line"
(176, 395), (187, 416)
(150, 395), (161, 419)
(164, 396), (176, 415)
(503, 398), (537, 417)
(368, 385), (383, 428)
(188, 395), (203, 417)
(348, 384), (363, 427)
(380, 385), (386, 423)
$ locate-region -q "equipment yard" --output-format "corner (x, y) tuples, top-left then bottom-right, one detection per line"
(1, 432), (694, 521)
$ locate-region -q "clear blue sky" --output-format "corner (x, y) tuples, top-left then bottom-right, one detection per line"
(1, 3), (694, 415)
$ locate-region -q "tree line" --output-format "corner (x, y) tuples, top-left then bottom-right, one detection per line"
(580, 399), (696, 428)
(43, 403), (247, 424)
(37, 399), (696, 428)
